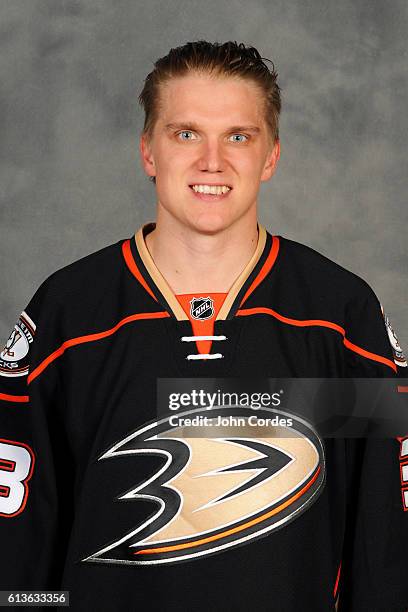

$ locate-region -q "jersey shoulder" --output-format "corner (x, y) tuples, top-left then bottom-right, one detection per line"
(269, 235), (404, 374)
(6, 238), (130, 363)
(39, 238), (125, 304)
(277, 235), (378, 304)
(1, 238), (131, 387)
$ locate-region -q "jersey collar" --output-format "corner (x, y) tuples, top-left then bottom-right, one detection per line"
(124, 222), (279, 321)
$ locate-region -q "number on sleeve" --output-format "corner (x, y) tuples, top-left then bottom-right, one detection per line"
(0, 438), (35, 517)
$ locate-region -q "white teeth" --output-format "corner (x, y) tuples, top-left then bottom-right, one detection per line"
(191, 184), (231, 195)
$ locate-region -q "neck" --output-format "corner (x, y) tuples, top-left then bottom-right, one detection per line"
(144, 209), (259, 294)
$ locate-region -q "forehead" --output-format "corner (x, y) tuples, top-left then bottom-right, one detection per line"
(156, 72), (266, 128)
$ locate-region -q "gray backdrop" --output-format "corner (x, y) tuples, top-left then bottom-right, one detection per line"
(1, 0), (407, 349)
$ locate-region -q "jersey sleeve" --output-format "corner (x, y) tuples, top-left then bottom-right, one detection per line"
(0, 277), (72, 589)
(337, 285), (408, 611)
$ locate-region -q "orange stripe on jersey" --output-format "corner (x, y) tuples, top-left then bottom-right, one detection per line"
(122, 239), (158, 302)
(27, 311), (170, 385)
(240, 235), (280, 307)
(342, 338), (397, 372)
(333, 561), (342, 598)
(135, 465), (321, 556)
(398, 386), (408, 393)
(0, 393), (29, 403)
(238, 306), (345, 334)
(237, 307), (397, 373)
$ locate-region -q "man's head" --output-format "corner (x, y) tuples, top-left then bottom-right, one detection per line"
(138, 41), (281, 234)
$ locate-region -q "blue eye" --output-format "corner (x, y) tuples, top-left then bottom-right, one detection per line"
(178, 131), (196, 141)
(230, 134), (248, 143)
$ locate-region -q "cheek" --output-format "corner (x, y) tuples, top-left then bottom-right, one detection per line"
(233, 154), (264, 184)
(155, 155), (188, 194)
(158, 146), (191, 175)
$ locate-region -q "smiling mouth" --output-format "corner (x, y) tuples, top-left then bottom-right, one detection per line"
(189, 184), (232, 199)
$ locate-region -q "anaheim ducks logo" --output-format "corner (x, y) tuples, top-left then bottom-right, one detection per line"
(381, 306), (407, 368)
(0, 312), (36, 378)
(190, 296), (214, 320)
(83, 407), (325, 566)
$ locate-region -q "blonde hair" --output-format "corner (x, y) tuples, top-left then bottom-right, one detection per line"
(139, 40), (281, 144)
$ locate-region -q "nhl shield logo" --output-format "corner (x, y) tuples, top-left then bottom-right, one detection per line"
(189, 297), (215, 320)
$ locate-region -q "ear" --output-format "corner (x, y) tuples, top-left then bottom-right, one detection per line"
(260, 140), (280, 182)
(139, 133), (156, 179)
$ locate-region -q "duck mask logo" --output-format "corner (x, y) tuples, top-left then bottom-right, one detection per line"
(83, 408), (325, 566)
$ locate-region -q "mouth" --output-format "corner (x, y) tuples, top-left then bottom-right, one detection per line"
(188, 183), (233, 201)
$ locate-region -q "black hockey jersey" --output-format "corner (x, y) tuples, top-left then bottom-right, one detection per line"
(1, 223), (407, 611)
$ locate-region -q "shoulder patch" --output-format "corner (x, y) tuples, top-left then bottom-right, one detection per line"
(0, 312), (36, 378)
(381, 306), (407, 368)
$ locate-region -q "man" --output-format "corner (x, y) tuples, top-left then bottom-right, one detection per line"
(0, 41), (407, 611)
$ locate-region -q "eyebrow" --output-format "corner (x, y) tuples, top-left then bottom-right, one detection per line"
(164, 122), (261, 134)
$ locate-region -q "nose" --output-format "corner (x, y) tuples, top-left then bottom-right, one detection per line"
(197, 138), (225, 173)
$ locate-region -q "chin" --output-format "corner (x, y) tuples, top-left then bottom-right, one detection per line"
(188, 212), (233, 235)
